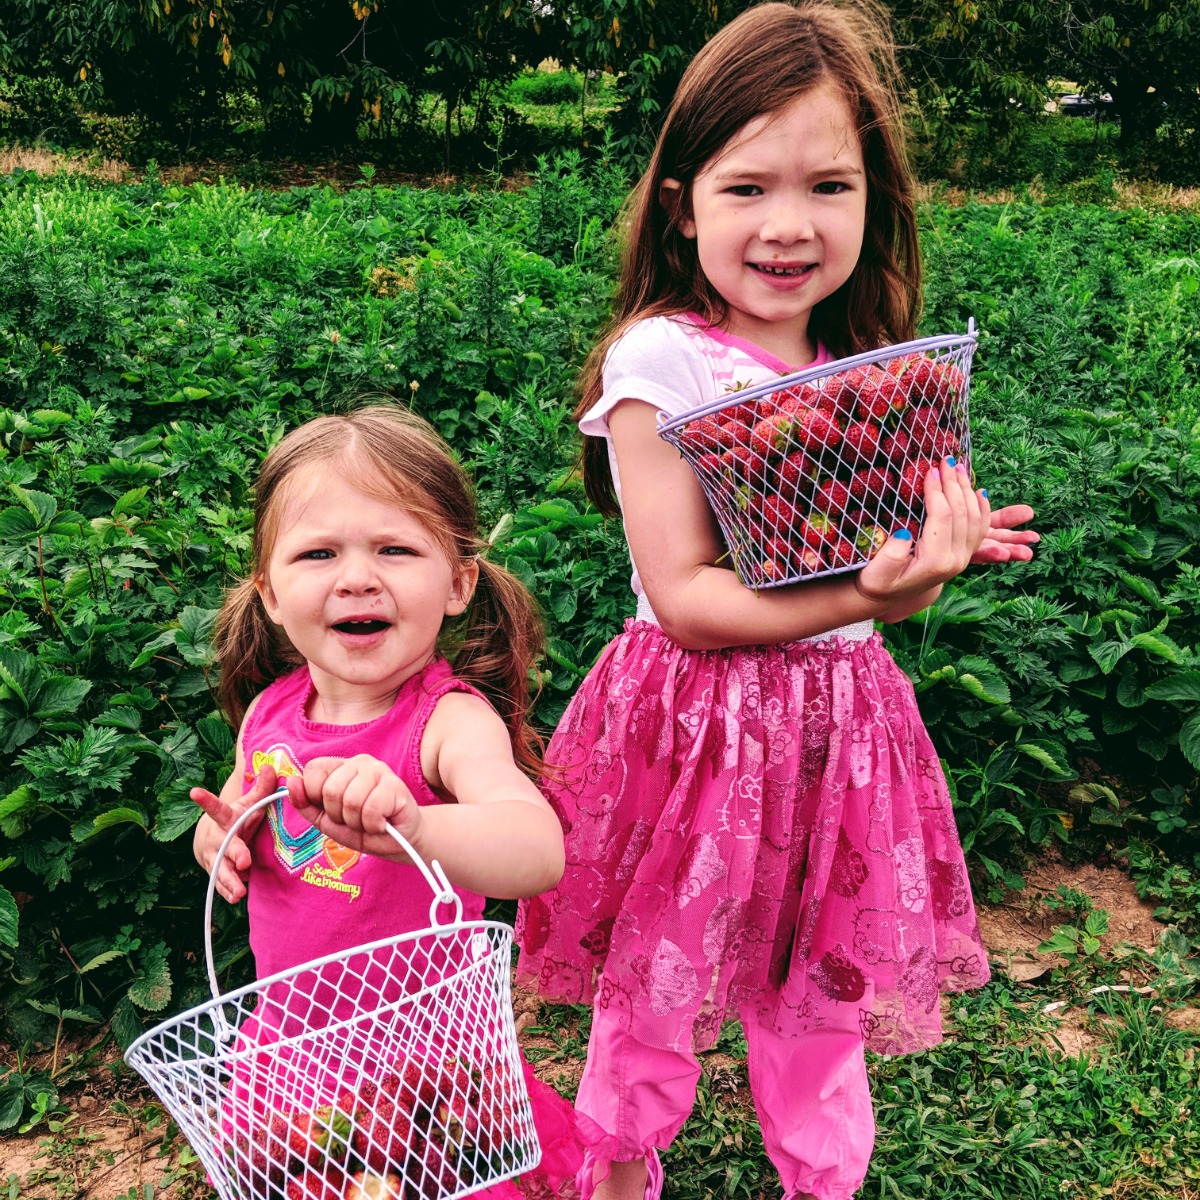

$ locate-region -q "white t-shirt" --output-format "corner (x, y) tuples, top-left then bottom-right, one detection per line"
(580, 313), (839, 621)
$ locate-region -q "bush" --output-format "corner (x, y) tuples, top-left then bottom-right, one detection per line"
(0, 162), (1197, 1059)
(507, 69), (583, 107)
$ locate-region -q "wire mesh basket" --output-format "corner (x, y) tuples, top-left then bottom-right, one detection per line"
(125, 792), (541, 1200)
(657, 321), (978, 587)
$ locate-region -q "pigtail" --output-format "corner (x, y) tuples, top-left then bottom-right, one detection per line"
(215, 577), (299, 728)
(449, 556), (546, 779)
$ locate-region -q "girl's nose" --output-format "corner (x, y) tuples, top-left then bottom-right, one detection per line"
(334, 555), (381, 594)
(761, 199), (814, 245)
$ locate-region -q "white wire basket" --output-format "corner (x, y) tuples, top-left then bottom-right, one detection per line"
(125, 792), (542, 1200)
(657, 321), (978, 587)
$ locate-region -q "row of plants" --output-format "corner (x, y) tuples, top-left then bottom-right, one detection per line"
(0, 157), (1198, 1074)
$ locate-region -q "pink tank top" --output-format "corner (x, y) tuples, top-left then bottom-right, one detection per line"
(239, 657), (487, 982)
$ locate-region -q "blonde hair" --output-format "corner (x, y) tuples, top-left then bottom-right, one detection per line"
(216, 404), (546, 775)
(577, 0), (922, 514)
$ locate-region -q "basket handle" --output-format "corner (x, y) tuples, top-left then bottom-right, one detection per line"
(203, 788), (463, 1005)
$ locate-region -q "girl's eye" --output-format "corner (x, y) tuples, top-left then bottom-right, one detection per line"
(381, 545), (415, 556)
(727, 184), (761, 197)
(299, 549), (333, 560)
(814, 180), (850, 195)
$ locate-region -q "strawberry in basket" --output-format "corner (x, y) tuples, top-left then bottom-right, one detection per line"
(664, 330), (976, 588)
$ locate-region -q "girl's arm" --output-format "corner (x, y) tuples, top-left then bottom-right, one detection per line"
(190, 695), (276, 904)
(608, 399), (989, 650)
(284, 692), (564, 900)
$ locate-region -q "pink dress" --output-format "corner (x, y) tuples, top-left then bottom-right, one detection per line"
(237, 658), (581, 1198)
(516, 316), (990, 1058)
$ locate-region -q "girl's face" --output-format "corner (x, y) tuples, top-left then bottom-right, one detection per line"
(667, 83), (867, 364)
(256, 466), (476, 719)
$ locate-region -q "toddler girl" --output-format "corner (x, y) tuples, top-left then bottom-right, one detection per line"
(192, 405), (580, 1199)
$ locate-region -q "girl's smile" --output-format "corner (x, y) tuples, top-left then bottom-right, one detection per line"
(668, 82), (867, 365)
(255, 468), (475, 723)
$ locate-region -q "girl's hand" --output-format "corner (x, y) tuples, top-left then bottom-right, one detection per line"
(970, 503), (1039, 563)
(191, 763), (278, 904)
(856, 458), (988, 603)
(284, 755), (423, 859)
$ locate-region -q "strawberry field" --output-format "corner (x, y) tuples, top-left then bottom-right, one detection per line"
(2, 158), (1200, 1198)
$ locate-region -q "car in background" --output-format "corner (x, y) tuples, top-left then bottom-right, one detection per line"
(1057, 93), (1114, 118)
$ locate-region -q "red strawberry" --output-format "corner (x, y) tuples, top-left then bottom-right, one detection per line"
(903, 404), (941, 455)
(755, 493), (798, 531)
(854, 524), (888, 558)
(790, 407), (842, 454)
(842, 420), (883, 462)
(795, 545), (827, 575)
(721, 443), (768, 481)
(828, 365), (870, 408)
(779, 382), (834, 418)
(776, 449), (816, 493)
(901, 354), (938, 398)
(828, 536), (858, 567)
(848, 466), (896, 507)
(231, 1126), (286, 1191)
(878, 427), (911, 463)
(748, 413), (792, 457)
(287, 1166), (350, 1200)
(897, 458), (938, 507)
(796, 515), (833, 551)
(683, 415), (729, 452)
(813, 478), (851, 514)
(760, 536), (794, 580)
(851, 366), (892, 419)
(930, 360), (966, 401)
(284, 1105), (353, 1172)
(344, 1170), (404, 1200)
(352, 1069), (416, 1175)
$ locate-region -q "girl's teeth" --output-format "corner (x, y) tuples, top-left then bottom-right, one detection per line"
(758, 264), (804, 276)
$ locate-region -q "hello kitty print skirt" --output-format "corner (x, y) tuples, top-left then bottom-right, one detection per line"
(516, 620), (990, 1056)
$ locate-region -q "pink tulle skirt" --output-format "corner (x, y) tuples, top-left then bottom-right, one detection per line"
(517, 622), (990, 1057)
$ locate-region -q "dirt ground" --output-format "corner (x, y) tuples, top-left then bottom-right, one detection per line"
(3, 850), (1194, 1200)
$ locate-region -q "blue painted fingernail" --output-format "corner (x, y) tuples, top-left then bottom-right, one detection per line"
(892, 528), (913, 541)
(946, 455), (957, 467)
(981, 488), (989, 498)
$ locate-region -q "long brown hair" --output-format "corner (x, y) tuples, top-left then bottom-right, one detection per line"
(578, 0), (922, 514)
(216, 404), (546, 775)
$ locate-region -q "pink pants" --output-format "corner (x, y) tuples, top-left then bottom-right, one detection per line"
(577, 1004), (874, 1200)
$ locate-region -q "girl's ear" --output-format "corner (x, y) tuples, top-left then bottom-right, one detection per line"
(445, 557), (480, 618)
(254, 575), (282, 625)
(660, 178), (696, 239)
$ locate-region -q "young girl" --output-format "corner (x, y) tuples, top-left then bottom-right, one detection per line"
(515, 5), (1038, 1200)
(191, 405), (580, 1199)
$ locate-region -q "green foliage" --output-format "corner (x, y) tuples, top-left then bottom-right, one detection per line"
(0, 160), (1197, 1065)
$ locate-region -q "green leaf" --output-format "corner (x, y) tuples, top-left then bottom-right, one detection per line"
(0, 886), (17, 948)
(1016, 739), (1073, 777)
(0, 646), (38, 706)
(1130, 632), (1186, 664)
(1179, 711), (1200, 771)
(76, 949), (124, 974)
(956, 669), (1011, 706)
(176, 606), (218, 667)
(153, 795), (203, 843)
(113, 487), (150, 515)
(0, 507), (40, 539)
(1144, 670), (1200, 703)
(1088, 639), (1131, 674)
(10, 486), (56, 530)
(128, 959), (172, 1012)
(130, 629), (177, 670)
(88, 807), (149, 835)
(33, 675), (93, 718)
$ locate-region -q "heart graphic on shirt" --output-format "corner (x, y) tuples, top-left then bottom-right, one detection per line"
(322, 839), (360, 874)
